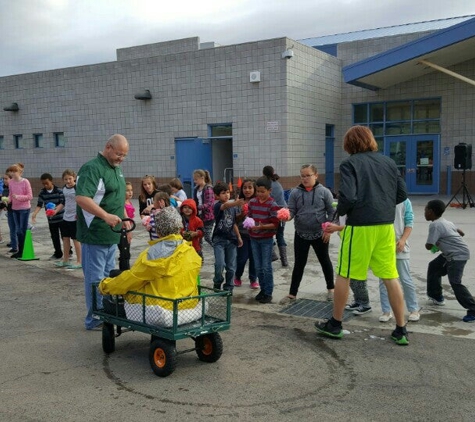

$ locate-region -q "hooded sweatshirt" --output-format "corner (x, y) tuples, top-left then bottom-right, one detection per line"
(180, 199), (204, 253)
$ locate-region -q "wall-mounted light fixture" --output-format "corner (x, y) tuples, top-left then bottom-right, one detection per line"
(134, 90), (152, 100)
(281, 49), (294, 59)
(3, 102), (19, 111)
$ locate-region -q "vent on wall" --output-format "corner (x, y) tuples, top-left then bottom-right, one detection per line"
(250, 71), (261, 83)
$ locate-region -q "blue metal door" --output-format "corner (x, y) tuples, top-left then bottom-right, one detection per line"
(385, 134), (440, 194)
(175, 138), (212, 197)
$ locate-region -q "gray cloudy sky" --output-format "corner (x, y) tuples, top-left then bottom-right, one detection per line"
(1, 0), (474, 77)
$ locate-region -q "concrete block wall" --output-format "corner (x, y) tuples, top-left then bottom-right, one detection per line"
(284, 41), (342, 187)
(117, 37), (200, 61)
(0, 37), (291, 191)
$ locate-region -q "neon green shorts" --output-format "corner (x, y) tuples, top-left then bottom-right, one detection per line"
(336, 224), (398, 281)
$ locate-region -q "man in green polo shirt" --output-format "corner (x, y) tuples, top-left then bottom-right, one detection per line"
(76, 134), (129, 330)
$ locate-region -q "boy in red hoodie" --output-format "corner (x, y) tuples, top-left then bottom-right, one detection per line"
(180, 199), (204, 259)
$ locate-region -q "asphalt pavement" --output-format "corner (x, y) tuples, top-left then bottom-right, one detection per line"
(1, 195), (475, 421)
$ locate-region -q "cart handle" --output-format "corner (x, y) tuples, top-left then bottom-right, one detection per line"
(111, 217), (136, 233)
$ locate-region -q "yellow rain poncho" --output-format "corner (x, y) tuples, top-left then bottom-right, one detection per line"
(99, 233), (201, 310)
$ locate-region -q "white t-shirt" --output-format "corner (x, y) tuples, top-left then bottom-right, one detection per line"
(62, 186), (77, 222)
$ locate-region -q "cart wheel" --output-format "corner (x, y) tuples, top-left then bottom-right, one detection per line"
(102, 323), (115, 354)
(195, 333), (223, 363)
(149, 339), (177, 377)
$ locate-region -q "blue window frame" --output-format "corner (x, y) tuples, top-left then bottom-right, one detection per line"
(353, 98), (441, 151)
(14, 134), (23, 149)
(54, 132), (65, 147)
(34, 133), (44, 148)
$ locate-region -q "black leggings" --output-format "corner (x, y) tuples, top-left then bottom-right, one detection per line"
(289, 233), (334, 296)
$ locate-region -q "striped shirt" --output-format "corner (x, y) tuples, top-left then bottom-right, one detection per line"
(37, 185), (65, 224)
(247, 197), (280, 239)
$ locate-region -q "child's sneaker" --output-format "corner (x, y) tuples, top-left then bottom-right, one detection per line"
(379, 312), (393, 322)
(55, 261), (71, 268)
(462, 314), (475, 323)
(250, 281), (259, 289)
(315, 320), (343, 339)
(255, 291), (265, 301)
(408, 311), (420, 322)
(258, 295), (273, 304)
(391, 328), (409, 346)
(233, 278), (242, 287)
(352, 306), (372, 315)
(428, 296), (445, 306)
(345, 302), (360, 310)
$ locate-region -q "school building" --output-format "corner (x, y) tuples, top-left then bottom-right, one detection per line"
(1, 15), (475, 197)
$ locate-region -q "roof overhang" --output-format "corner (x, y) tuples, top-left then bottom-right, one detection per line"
(343, 17), (475, 90)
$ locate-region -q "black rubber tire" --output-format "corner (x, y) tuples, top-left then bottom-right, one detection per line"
(149, 339), (177, 377)
(102, 323), (115, 354)
(195, 333), (223, 363)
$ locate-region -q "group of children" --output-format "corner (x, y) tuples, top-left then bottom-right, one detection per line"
(134, 171), (282, 304)
(0, 165), (81, 268)
(4, 163), (474, 325)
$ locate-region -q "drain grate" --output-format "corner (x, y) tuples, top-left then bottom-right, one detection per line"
(279, 299), (354, 321)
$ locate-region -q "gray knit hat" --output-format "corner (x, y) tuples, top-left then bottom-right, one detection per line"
(154, 206), (183, 237)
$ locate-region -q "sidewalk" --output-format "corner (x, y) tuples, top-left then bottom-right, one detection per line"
(2, 195), (475, 339)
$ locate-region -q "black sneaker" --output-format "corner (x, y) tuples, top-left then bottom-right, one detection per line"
(391, 328), (409, 346)
(9, 248), (18, 253)
(353, 306), (372, 315)
(11, 252), (21, 259)
(6, 243), (11, 247)
(255, 291), (265, 301)
(345, 302), (360, 310)
(315, 320), (343, 339)
(259, 295), (273, 304)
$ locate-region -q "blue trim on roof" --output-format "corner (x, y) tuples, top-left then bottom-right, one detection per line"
(343, 16), (475, 90)
(315, 44), (337, 57)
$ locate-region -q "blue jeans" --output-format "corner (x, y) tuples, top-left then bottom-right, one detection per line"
(12, 209), (30, 255)
(82, 243), (117, 329)
(235, 235), (256, 282)
(275, 222), (287, 247)
(213, 238), (237, 291)
(379, 259), (419, 313)
(7, 210), (17, 249)
(250, 237), (274, 296)
(427, 255), (475, 315)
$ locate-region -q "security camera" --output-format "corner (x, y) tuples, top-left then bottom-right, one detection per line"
(282, 49), (294, 59)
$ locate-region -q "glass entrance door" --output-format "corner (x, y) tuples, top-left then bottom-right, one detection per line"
(385, 135), (440, 194)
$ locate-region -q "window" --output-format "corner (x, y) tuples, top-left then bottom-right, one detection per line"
(54, 132), (66, 147)
(325, 124), (334, 138)
(352, 98), (441, 137)
(0, 136), (3, 150)
(209, 124), (232, 138)
(14, 134), (23, 149)
(34, 133), (44, 148)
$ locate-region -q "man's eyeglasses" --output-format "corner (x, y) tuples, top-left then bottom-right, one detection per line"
(108, 144), (128, 159)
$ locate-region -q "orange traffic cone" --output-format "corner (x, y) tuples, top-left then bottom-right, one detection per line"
(237, 177), (243, 188)
(18, 229), (39, 261)
(229, 181), (233, 192)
